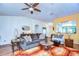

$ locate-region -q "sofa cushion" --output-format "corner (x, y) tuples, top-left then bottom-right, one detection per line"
(39, 34), (45, 39)
(26, 39), (43, 45)
(32, 35), (39, 41)
(23, 36), (32, 42)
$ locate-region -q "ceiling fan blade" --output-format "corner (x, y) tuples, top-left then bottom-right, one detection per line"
(32, 3), (39, 7)
(34, 8), (41, 12)
(24, 3), (31, 7)
(22, 8), (29, 10)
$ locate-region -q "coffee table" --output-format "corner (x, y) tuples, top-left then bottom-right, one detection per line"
(40, 41), (53, 50)
(11, 39), (21, 53)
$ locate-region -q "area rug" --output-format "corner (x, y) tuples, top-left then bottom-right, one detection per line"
(14, 46), (79, 56)
(14, 46), (42, 56)
(50, 46), (69, 56)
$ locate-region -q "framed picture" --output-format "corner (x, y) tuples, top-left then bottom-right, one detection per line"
(22, 25), (30, 31)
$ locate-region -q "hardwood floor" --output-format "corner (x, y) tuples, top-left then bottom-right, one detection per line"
(73, 44), (79, 50)
(0, 44), (13, 56)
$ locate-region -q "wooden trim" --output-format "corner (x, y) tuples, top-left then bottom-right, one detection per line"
(0, 44), (11, 48)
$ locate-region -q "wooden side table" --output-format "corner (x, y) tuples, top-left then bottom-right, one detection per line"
(11, 40), (21, 53)
(40, 41), (53, 50)
(65, 39), (73, 48)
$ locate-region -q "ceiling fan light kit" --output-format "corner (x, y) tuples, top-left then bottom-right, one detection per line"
(29, 8), (34, 11)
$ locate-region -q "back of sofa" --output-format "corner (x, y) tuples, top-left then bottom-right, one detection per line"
(51, 34), (64, 44)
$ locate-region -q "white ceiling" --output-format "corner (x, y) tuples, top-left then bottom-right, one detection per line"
(0, 3), (79, 22)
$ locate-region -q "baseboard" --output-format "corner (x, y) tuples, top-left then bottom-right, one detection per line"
(0, 44), (11, 48)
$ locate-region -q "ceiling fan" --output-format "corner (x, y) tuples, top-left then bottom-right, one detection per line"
(22, 3), (41, 14)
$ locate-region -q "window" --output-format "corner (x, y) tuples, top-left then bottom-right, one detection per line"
(56, 20), (76, 34)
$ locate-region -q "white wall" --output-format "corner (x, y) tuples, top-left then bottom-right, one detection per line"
(0, 16), (46, 45)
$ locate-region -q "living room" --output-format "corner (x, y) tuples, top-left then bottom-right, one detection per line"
(0, 3), (79, 56)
